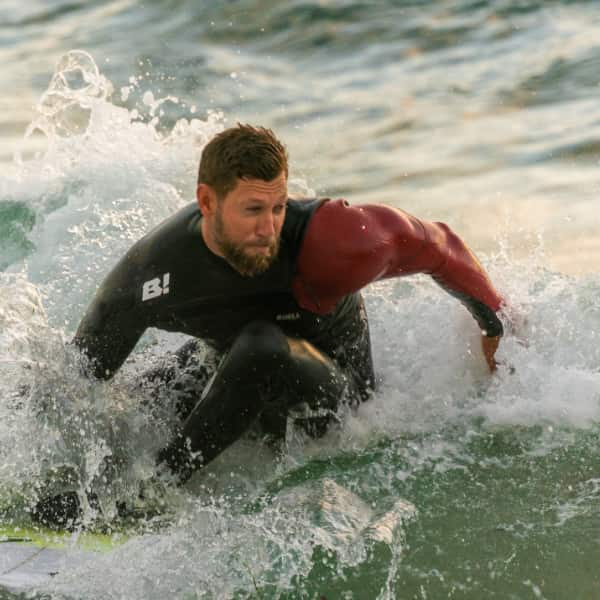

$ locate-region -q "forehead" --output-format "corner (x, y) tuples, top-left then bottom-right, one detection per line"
(228, 173), (287, 201)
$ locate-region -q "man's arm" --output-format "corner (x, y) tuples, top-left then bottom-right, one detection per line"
(73, 264), (148, 380)
(292, 199), (504, 368)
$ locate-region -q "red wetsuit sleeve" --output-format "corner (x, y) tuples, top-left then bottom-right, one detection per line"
(292, 199), (504, 336)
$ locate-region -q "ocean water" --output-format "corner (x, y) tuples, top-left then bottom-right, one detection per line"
(1, 1), (599, 598)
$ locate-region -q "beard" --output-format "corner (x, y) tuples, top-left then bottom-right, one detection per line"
(214, 210), (280, 277)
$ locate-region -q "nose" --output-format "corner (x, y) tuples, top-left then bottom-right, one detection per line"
(256, 211), (276, 239)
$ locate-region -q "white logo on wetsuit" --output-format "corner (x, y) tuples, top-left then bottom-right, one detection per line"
(276, 312), (300, 321)
(142, 273), (170, 301)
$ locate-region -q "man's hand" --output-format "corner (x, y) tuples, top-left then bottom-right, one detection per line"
(481, 334), (501, 373)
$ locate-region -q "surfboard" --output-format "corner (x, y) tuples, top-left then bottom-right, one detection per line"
(0, 526), (118, 594)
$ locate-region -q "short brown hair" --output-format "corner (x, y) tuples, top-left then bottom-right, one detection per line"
(197, 124), (288, 198)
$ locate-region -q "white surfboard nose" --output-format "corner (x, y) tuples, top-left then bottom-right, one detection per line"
(0, 541), (95, 593)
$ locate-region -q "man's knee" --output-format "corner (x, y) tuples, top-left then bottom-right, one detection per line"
(232, 320), (290, 367)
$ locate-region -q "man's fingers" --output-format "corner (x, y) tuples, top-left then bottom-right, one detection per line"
(481, 335), (501, 373)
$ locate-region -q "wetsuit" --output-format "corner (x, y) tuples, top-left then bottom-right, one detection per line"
(73, 197), (503, 482)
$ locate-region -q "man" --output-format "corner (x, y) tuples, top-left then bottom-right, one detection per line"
(35, 124), (503, 525)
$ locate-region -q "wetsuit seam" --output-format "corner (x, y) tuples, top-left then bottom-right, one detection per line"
(415, 218), (448, 275)
(296, 277), (322, 313)
(290, 198), (330, 312)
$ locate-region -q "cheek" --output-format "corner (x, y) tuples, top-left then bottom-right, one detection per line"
(231, 216), (257, 242)
(219, 208), (245, 237)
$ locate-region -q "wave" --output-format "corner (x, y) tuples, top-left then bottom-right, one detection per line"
(1, 49), (599, 599)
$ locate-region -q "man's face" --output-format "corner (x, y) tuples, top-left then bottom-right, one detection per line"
(203, 172), (288, 276)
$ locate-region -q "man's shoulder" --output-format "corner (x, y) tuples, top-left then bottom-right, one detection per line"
(282, 198), (326, 247)
(98, 203), (201, 298)
(286, 197), (323, 211)
(140, 202), (200, 245)
(125, 202), (200, 261)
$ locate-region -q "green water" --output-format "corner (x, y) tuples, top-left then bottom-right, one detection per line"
(0, 202), (36, 270)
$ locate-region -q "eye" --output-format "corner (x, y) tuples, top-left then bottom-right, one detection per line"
(246, 206), (261, 213)
(273, 204), (287, 215)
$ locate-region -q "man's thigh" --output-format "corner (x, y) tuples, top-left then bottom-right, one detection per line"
(138, 340), (221, 420)
(258, 335), (360, 438)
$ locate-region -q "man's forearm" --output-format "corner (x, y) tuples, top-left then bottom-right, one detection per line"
(73, 298), (146, 380)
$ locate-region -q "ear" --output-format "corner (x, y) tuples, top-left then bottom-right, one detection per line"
(197, 184), (218, 217)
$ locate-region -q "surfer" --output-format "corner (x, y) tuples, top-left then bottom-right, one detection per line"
(33, 124), (504, 526)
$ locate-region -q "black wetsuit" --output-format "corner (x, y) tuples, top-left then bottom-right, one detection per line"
(74, 199), (375, 481)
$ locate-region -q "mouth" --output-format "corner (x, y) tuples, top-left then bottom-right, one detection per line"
(248, 246), (272, 256)
(246, 242), (274, 253)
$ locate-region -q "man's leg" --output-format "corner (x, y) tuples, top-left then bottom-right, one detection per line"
(158, 320), (357, 484)
(31, 323), (356, 524)
(137, 338), (220, 420)
(30, 340), (218, 529)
